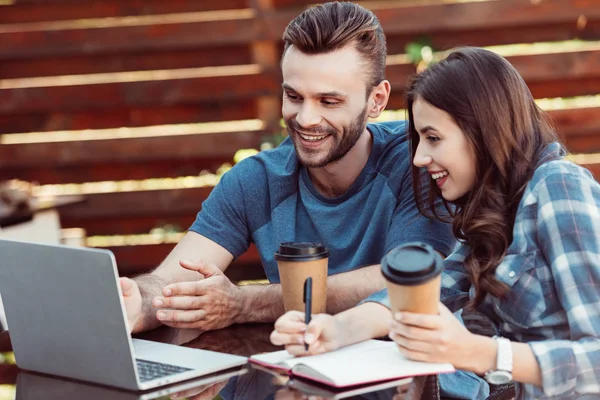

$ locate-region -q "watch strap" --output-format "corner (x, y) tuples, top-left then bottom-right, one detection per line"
(494, 336), (513, 372)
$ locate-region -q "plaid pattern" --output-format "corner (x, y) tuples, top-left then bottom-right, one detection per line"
(442, 156), (600, 399)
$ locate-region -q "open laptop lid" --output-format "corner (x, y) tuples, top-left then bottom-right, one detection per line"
(0, 239), (140, 390)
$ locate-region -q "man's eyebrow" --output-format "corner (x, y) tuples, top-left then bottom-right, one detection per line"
(281, 84), (346, 98)
(316, 90), (347, 98)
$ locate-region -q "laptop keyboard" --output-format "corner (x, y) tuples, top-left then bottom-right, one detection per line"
(136, 359), (192, 382)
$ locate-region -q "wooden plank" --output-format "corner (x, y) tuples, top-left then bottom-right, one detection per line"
(78, 163), (600, 279)
(111, 243), (266, 280)
(549, 107), (600, 154)
(510, 50), (600, 82)
(374, 1), (600, 37)
(527, 78), (600, 101)
(583, 164), (600, 180)
(386, 21), (600, 54)
(1, 107), (597, 184)
(0, 0), (248, 24)
(388, 78), (600, 110)
(268, 0), (600, 48)
(0, 363), (18, 385)
(262, 7), (600, 62)
(378, 104), (600, 153)
(385, 94), (406, 112)
(0, 19), (261, 60)
(0, 71), (281, 114)
(0, 158), (238, 185)
(0, 100), (257, 134)
(563, 135), (600, 154)
(40, 108), (600, 215)
(271, 0), (312, 7)
(4, 50), (598, 116)
(0, 130), (266, 168)
(62, 215), (196, 236)
(57, 187), (212, 221)
(0, 46), (252, 79)
(384, 50), (600, 108)
(68, 159), (600, 238)
(563, 134), (600, 154)
(386, 50), (600, 89)
(4, 0), (600, 61)
(251, 0), (284, 133)
(549, 107), (600, 135)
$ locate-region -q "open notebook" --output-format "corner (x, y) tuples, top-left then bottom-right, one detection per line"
(249, 339), (454, 388)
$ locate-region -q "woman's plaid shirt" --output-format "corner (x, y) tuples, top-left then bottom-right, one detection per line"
(443, 158), (600, 399)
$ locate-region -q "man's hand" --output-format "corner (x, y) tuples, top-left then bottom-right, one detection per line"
(119, 277), (143, 333)
(270, 311), (344, 356)
(152, 260), (243, 330)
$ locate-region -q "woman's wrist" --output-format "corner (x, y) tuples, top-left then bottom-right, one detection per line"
(334, 302), (392, 348)
(462, 333), (498, 375)
(464, 334), (498, 376)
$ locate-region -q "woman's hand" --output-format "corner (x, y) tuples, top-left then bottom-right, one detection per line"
(270, 311), (345, 356)
(389, 302), (477, 370)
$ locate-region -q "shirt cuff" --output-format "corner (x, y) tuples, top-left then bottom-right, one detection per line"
(528, 340), (578, 397)
(359, 289), (391, 309)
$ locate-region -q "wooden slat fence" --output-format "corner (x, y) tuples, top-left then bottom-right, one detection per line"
(1, 0), (599, 278)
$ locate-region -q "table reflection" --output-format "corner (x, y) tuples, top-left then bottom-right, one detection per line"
(0, 324), (437, 399)
(15, 367), (246, 400)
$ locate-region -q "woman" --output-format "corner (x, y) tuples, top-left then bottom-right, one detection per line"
(270, 47), (600, 399)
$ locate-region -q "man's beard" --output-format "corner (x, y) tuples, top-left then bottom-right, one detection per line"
(286, 104), (369, 168)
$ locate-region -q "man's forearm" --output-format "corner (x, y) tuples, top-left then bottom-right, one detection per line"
(326, 264), (385, 314)
(133, 274), (168, 333)
(236, 283), (286, 324)
(234, 264), (385, 324)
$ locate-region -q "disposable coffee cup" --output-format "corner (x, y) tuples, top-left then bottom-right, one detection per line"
(381, 242), (443, 315)
(275, 242), (329, 314)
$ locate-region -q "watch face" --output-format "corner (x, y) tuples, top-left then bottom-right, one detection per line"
(485, 370), (513, 385)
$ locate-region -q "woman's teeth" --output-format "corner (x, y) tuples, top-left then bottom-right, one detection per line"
(300, 133), (328, 141)
(432, 171), (449, 180)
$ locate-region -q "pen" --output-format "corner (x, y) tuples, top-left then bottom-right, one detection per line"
(303, 277), (312, 351)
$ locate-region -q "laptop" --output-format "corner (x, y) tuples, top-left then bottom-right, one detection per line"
(0, 239), (248, 391)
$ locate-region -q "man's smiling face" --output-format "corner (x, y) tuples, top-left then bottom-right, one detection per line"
(281, 45), (371, 168)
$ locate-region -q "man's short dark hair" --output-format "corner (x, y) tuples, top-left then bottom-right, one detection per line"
(282, 1), (387, 89)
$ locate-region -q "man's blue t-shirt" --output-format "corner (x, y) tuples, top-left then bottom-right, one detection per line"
(190, 120), (455, 282)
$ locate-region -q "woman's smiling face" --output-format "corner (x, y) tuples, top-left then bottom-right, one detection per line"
(411, 96), (477, 202)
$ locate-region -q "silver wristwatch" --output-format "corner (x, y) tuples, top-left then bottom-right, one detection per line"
(484, 336), (513, 385)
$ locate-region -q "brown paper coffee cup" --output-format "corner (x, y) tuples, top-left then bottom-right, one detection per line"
(381, 242), (443, 316)
(386, 275), (441, 315)
(275, 242), (329, 314)
(277, 258), (328, 313)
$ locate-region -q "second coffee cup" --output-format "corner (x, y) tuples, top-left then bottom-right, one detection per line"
(275, 242), (329, 314)
(381, 242), (443, 315)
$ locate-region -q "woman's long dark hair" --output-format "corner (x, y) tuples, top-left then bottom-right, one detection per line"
(407, 47), (561, 308)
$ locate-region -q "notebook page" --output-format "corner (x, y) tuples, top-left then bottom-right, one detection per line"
(250, 349), (295, 369)
(291, 340), (454, 387)
(250, 340), (389, 370)
(276, 339), (390, 367)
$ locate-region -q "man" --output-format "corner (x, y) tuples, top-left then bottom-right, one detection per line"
(120, 1), (454, 334)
